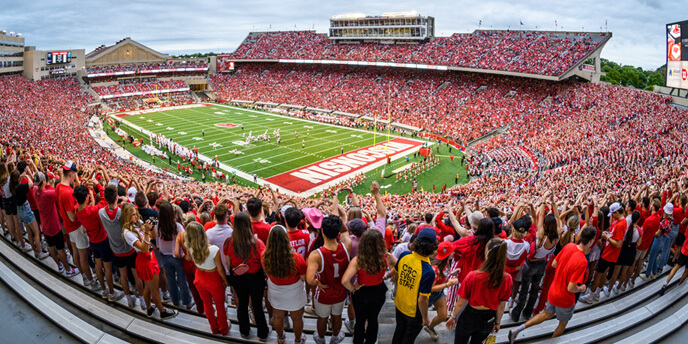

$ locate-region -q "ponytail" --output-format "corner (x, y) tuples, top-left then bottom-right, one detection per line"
(479, 238), (507, 289)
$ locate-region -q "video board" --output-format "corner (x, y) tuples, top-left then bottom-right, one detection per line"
(47, 51), (72, 65)
(666, 21), (688, 89)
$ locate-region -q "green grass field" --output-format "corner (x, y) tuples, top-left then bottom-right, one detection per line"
(110, 104), (470, 195)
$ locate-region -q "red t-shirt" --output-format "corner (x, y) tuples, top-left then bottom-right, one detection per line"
(252, 220), (272, 244)
(635, 206), (650, 227)
(673, 206), (685, 230)
(266, 251), (307, 285)
(74, 184), (108, 244)
(601, 218), (627, 263)
(458, 270), (512, 310)
(548, 243), (588, 308)
(223, 238), (265, 274)
(681, 234), (688, 256)
(357, 259), (387, 286)
(453, 236), (486, 283)
(55, 183), (81, 233)
(204, 220), (217, 231)
(288, 229), (310, 259)
(384, 227), (394, 250)
(638, 213), (660, 251)
(27, 185), (38, 210)
(34, 186), (61, 236)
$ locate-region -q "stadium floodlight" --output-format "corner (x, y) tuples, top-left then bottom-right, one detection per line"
(10, 31), (15, 36)
(1, 30), (6, 34)
(16, 33), (22, 36)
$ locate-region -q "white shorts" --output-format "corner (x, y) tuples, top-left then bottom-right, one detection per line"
(313, 299), (345, 318)
(267, 278), (307, 312)
(68, 226), (90, 249)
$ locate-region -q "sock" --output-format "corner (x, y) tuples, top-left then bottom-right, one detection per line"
(516, 324), (526, 333)
(663, 281), (669, 287)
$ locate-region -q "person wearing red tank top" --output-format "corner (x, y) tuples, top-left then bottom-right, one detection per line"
(285, 207), (311, 259)
(342, 229), (394, 344)
(306, 215), (352, 344)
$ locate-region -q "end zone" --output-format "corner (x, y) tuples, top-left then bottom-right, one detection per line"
(265, 137), (424, 194)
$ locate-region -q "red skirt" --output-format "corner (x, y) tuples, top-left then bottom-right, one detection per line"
(135, 250), (160, 281)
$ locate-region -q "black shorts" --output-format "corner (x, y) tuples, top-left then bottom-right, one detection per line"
(45, 231), (65, 250)
(3, 197), (17, 216)
(90, 239), (114, 263)
(113, 251), (137, 269)
(596, 258), (616, 274)
(678, 253), (688, 268)
(677, 233), (686, 248)
(617, 244), (636, 267)
(32, 209), (41, 227)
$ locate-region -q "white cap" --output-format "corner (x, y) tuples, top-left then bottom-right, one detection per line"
(608, 202), (622, 217)
(127, 187), (137, 203)
(664, 203), (674, 215)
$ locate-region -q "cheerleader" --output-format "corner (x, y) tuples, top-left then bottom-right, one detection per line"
(121, 203), (178, 320)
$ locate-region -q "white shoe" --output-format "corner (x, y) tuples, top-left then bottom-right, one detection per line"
(602, 286), (611, 298)
(424, 326), (439, 341)
(21, 243), (33, 252)
(35, 251), (49, 260)
(91, 281), (102, 292)
(127, 294), (137, 308)
(629, 279), (636, 289)
(330, 331), (345, 344)
(312, 332), (326, 344)
(593, 290), (601, 301)
(82, 275), (92, 287)
(613, 285), (620, 294)
(639, 274), (649, 282)
(66, 268), (79, 278)
(101, 289), (108, 299)
(344, 319), (354, 333)
(140, 296), (147, 311)
(579, 292), (594, 304)
(162, 291), (170, 301)
(108, 290), (125, 302)
(58, 263), (65, 274)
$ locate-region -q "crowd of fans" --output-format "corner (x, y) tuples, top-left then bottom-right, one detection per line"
(86, 62), (208, 75)
(2, 68), (688, 343)
(225, 30), (605, 76)
(92, 79), (189, 97)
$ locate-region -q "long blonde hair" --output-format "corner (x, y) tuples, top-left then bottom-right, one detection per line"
(121, 203), (142, 242)
(184, 222), (209, 264)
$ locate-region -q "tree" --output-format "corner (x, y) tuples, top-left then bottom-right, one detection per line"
(598, 58), (665, 89)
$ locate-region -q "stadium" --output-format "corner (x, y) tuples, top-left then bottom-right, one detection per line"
(1, 7), (688, 344)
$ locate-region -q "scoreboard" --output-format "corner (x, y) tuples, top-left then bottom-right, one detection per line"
(666, 20), (688, 89)
(47, 51), (72, 65)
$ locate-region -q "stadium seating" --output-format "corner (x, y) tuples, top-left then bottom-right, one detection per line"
(225, 30), (606, 76)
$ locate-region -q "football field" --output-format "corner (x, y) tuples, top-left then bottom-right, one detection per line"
(115, 104), (427, 194)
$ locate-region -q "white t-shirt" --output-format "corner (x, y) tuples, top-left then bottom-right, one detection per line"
(188, 245), (220, 270)
(206, 224), (233, 273)
(124, 227), (145, 252)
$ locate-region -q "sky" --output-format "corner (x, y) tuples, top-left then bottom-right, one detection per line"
(0, 0), (683, 70)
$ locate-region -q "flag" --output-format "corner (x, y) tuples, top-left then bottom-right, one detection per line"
(605, 19), (607, 26)
(479, 20), (482, 26)
(520, 20), (523, 26)
(555, 20), (557, 27)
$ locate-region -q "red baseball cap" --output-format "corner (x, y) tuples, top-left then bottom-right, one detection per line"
(436, 241), (454, 260)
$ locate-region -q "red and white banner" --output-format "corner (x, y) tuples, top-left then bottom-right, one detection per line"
(266, 138), (423, 193)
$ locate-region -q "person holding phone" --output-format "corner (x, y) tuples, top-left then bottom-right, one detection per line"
(121, 203), (178, 320)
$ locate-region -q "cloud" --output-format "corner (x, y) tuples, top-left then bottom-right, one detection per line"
(0, 0), (677, 69)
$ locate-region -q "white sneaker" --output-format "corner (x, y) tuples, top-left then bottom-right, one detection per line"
(629, 279), (636, 288)
(108, 290), (125, 302)
(424, 326), (439, 341)
(35, 251), (49, 260)
(330, 331), (345, 344)
(82, 275), (92, 287)
(140, 296), (146, 311)
(312, 332), (326, 344)
(58, 263), (65, 274)
(162, 291), (171, 301)
(579, 291), (594, 304)
(91, 281), (102, 292)
(344, 319), (354, 333)
(66, 268), (79, 278)
(602, 286), (611, 298)
(593, 290), (601, 301)
(127, 294), (137, 308)
(101, 289), (108, 299)
(22, 243), (33, 252)
(639, 274), (649, 282)
(612, 285), (620, 294)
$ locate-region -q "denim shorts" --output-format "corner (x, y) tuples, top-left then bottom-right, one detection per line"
(17, 202), (35, 225)
(429, 290), (445, 305)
